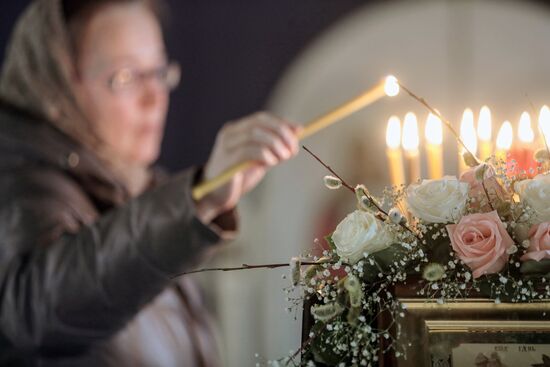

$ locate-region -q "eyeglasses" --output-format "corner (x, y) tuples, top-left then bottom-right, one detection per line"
(106, 61), (181, 93)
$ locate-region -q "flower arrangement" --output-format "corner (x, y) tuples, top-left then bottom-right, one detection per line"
(181, 81), (550, 367)
(279, 143), (550, 366)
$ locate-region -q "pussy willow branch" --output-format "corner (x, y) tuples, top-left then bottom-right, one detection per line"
(302, 145), (356, 194)
(172, 261), (327, 278)
(398, 83), (480, 165)
(302, 145), (384, 213)
(286, 328), (315, 365)
(302, 146), (421, 241)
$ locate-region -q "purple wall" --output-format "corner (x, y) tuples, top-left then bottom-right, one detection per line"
(0, 0), (364, 171)
(2, 0), (549, 171)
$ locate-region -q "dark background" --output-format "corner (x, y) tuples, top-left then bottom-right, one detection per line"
(2, 0), (549, 171)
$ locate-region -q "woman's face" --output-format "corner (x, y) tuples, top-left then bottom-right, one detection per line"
(73, 3), (170, 166)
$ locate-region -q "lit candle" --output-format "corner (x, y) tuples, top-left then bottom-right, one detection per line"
(539, 106), (550, 149)
(386, 116), (405, 187)
(402, 112), (421, 184)
(495, 121), (513, 164)
(508, 112), (538, 177)
(477, 106), (492, 161)
(193, 75), (400, 200)
(539, 106), (550, 172)
(459, 108), (478, 173)
(425, 112), (443, 179)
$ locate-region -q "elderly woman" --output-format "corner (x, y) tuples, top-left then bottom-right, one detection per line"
(0, 0), (300, 365)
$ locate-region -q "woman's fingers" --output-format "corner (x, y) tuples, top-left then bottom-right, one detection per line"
(237, 144), (278, 167)
(225, 126), (290, 161)
(198, 111), (302, 220)
(223, 112), (300, 161)
(255, 113), (300, 155)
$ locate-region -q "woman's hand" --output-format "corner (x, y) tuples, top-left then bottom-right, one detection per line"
(195, 112), (301, 223)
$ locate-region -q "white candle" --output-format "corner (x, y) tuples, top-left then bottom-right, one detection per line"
(402, 112), (421, 184)
(495, 121), (513, 163)
(459, 108), (478, 174)
(477, 106), (492, 161)
(539, 106), (550, 172)
(386, 116), (405, 187)
(425, 113), (443, 179)
(539, 106), (550, 148)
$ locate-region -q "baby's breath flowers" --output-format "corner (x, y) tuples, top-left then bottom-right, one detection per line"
(277, 146), (550, 367)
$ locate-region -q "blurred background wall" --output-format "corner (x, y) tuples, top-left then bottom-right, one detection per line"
(0, 0), (367, 171)
(4, 1), (550, 366)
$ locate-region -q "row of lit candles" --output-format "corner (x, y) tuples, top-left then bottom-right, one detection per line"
(385, 105), (550, 186)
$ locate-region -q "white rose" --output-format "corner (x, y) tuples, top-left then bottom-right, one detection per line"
(406, 176), (469, 223)
(332, 210), (394, 264)
(515, 173), (550, 222)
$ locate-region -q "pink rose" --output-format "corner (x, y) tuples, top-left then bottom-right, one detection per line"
(447, 211), (514, 278)
(460, 165), (509, 211)
(520, 222), (550, 262)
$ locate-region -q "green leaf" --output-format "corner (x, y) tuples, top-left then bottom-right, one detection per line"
(324, 234), (336, 252)
(475, 270), (517, 302)
(309, 318), (348, 365)
(362, 244), (410, 282)
(346, 306), (362, 326)
(521, 259), (550, 277)
(422, 226), (453, 265)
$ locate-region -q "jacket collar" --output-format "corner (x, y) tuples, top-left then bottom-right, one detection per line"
(0, 100), (131, 207)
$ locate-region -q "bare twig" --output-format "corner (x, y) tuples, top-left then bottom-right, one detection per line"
(398, 82), (480, 166)
(172, 261), (325, 278)
(302, 145), (355, 194)
(286, 331), (314, 365)
(286, 316), (334, 365)
(302, 146), (421, 241)
(302, 145), (386, 214)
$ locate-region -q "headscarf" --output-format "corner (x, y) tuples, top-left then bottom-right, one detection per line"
(0, 0), (152, 196)
(0, 0), (96, 147)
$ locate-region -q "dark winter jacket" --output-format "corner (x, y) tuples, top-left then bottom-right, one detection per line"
(0, 102), (233, 366)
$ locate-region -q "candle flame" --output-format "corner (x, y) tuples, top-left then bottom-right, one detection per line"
(386, 116), (401, 149)
(402, 112), (419, 152)
(425, 113), (443, 145)
(539, 105), (550, 147)
(477, 106), (492, 142)
(384, 75), (400, 97)
(460, 108), (477, 155)
(496, 121), (513, 150)
(518, 111), (534, 143)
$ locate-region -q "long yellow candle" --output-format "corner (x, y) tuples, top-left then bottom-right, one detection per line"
(477, 106), (492, 161)
(402, 112), (420, 183)
(425, 112), (443, 179)
(458, 108), (478, 174)
(192, 76), (400, 200)
(386, 116), (405, 186)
